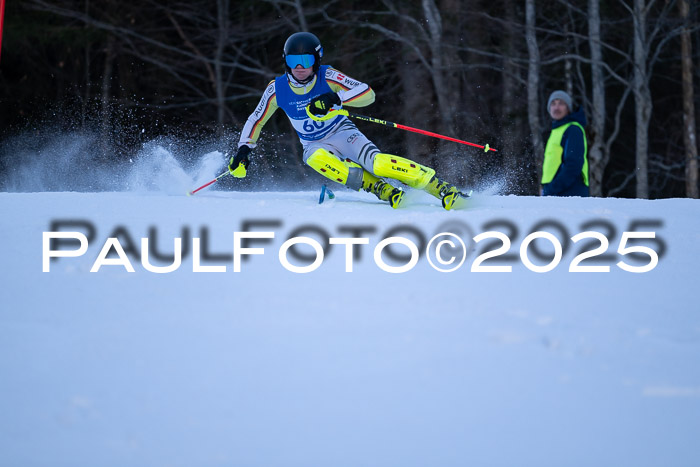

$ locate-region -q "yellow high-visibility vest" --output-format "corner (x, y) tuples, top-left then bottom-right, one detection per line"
(542, 121), (589, 186)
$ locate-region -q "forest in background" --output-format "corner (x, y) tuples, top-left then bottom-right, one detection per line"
(0, 0), (698, 198)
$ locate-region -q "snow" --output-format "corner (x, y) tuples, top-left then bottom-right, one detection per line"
(1, 147), (700, 466)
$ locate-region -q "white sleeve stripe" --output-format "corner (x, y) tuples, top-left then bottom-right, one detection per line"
(338, 83), (370, 102)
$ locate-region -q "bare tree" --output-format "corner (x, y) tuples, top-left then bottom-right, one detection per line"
(26, 0), (283, 128)
(501, 0), (527, 191)
(678, 0), (698, 198)
(631, 0), (651, 198)
(525, 0), (543, 191)
(322, 1), (462, 137)
(605, 0), (686, 198)
(399, 15), (433, 162)
(587, 0), (606, 197)
(214, 0), (230, 134)
(422, 0), (456, 136)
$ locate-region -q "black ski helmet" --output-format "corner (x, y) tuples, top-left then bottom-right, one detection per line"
(283, 32), (323, 76)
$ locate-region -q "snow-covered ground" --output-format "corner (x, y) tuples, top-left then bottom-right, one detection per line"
(1, 146), (700, 466)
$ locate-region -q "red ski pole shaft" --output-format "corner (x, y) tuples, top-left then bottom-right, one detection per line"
(306, 106), (497, 152)
(345, 112), (497, 152)
(188, 171), (229, 196)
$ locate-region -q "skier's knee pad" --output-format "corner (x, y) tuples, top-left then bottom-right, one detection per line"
(306, 148), (363, 190)
(372, 153), (436, 189)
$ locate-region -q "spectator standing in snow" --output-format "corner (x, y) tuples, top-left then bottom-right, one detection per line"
(541, 90), (590, 197)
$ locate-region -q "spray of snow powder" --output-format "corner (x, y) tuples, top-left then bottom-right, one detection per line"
(0, 126), (232, 195)
(0, 117), (524, 196)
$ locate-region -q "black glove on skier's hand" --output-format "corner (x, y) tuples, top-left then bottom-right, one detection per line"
(228, 145), (251, 178)
(309, 92), (341, 116)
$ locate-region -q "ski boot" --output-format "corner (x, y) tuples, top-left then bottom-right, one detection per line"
(424, 175), (469, 210)
(441, 187), (469, 210)
(305, 148), (404, 208)
(362, 172), (404, 209)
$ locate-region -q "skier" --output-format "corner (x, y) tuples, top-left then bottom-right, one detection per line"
(227, 31), (465, 209)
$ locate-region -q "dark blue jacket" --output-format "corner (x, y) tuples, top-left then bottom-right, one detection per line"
(542, 107), (590, 197)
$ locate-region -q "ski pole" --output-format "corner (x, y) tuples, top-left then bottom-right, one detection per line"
(306, 106), (496, 152)
(187, 170), (229, 196)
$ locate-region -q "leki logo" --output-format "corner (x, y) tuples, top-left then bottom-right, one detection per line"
(392, 166), (408, 173)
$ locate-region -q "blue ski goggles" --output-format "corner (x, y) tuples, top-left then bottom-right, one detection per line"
(285, 54), (316, 69)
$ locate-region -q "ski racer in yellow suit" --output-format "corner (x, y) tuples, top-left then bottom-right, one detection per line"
(228, 32), (464, 209)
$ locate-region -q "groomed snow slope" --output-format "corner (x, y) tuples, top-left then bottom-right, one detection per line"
(1, 188), (699, 467)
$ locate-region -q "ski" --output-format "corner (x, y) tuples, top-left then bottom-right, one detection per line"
(319, 183), (472, 210)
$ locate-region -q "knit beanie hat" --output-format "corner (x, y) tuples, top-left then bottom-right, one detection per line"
(547, 90), (572, 112)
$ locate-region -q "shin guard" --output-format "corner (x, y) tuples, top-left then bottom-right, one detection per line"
(306, 148), (363, 190)
(372, 153), (436, 189)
